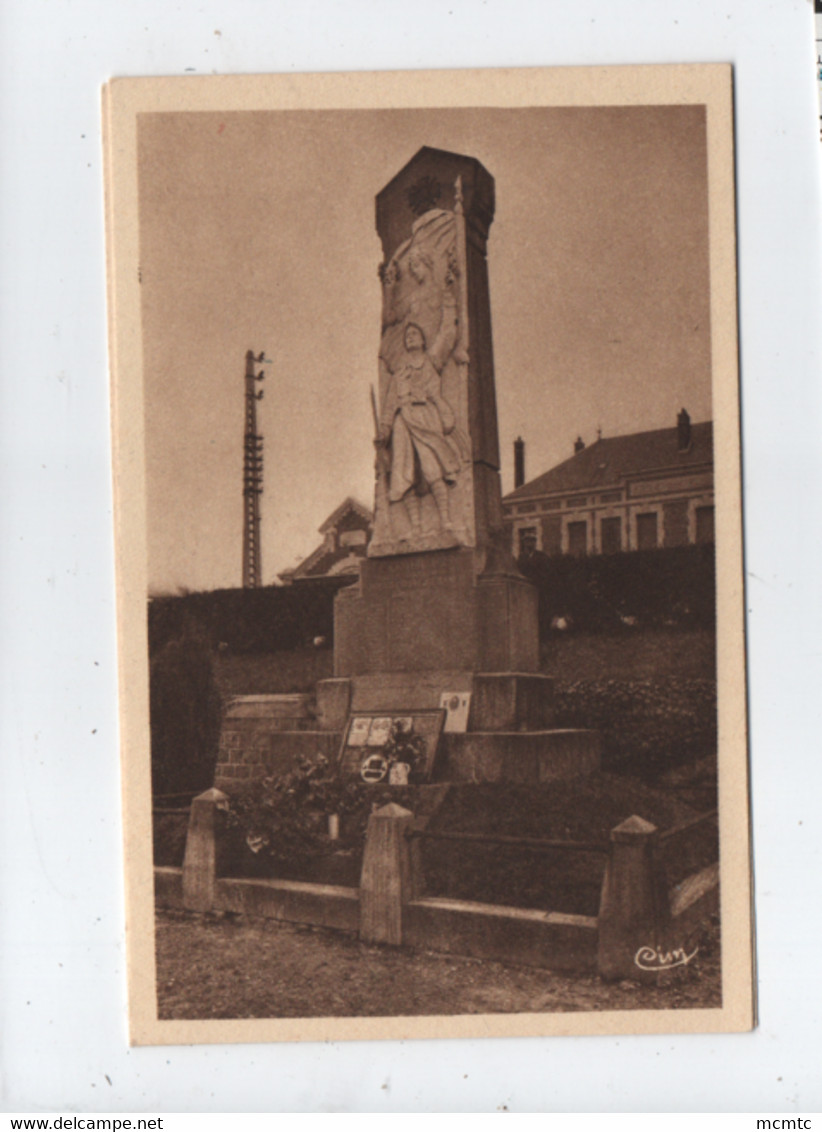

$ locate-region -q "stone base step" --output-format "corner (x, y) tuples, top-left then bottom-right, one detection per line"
(216, 727), (599, 792)
(316, 671), (555, 732)
(222, 693), (317, 732)
(438, 729), (600, 784)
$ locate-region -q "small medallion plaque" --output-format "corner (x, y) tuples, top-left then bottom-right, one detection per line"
(440, 691), (471, 732)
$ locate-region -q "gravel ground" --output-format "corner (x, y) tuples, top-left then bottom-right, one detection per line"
(155, 907), (721, 1021)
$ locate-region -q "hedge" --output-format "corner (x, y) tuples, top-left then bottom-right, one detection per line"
(519, 543), (716, 633)
(149, 545), (715, 658)
(149, 576), (354, 657)
(149, 617), (222, 796)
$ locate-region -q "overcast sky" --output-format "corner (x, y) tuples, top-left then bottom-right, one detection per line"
(138, 103), (711, 594)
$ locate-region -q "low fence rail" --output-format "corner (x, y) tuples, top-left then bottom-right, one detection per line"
(153, 792), (201, 816)
(158, 789), (720, 981)
(407, 829), (609, 854)
(657, 808), (717, 844)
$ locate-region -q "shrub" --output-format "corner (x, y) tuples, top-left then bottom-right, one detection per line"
(554, 676), (717, 778)
(220, 753), (418, 876)
(149, 614), (222, 796)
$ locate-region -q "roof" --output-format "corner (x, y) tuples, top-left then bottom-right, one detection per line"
(279, 497), (373, 584)
(505, 420), (713, 502)
(317, 497), (372, 535)
(280, 542), (334, 581)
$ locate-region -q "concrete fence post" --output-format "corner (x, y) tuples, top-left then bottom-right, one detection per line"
(182, 787), (228, 912)
(597, 814), (671, 981)
(359, 803), (420, 946)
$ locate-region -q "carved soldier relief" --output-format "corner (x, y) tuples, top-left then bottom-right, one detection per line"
(370, 177), (475, 556)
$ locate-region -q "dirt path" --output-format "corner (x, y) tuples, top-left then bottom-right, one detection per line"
(156, 908), (720, 1020)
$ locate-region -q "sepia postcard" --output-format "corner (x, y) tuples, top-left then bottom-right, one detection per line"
(104, 64), (753, 1046)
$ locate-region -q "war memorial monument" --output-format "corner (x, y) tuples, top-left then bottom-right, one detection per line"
(215, 146), (600, 791)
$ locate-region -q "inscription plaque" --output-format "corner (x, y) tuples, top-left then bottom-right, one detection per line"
(338, 709), (445, 782)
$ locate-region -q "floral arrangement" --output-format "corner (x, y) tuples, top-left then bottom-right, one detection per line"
(221, 752), (417, 869)
(359, 718), (428, 786)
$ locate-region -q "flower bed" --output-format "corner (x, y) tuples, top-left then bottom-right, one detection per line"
(554, 676), (717, 778)
(217, 753), (423, 885)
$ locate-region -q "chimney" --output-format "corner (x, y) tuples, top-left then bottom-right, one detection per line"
(574, 436), (585, 454)
(514, 436), (525, 488)
(677, 407), (691, 451)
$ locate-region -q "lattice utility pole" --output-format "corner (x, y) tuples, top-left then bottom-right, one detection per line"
(242, 349), (266, 588)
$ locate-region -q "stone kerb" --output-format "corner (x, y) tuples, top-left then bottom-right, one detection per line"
(597, 814), (672, 981)
(359, 803), (421, 946)
(181, 788), (228, 912)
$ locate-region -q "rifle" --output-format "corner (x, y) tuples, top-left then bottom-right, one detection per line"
(370, 384), (391, 510)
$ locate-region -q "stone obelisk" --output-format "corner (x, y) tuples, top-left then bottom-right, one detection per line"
(333, 146), (539, 683)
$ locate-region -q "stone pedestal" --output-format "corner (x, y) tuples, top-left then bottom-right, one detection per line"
(334, 548), (538, 677)
(314, 665), (600, 784)
(318, 670), (553, 729)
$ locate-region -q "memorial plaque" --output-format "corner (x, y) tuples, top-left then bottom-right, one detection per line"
(365, 716), (393, 747)
(346, 716), (372, 747)
(338, 709), (445, 782)
(440, 691), (471, 732)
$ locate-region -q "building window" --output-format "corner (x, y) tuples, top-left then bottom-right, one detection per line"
(541, 515), (562, 556)
(600, 516), (622, 555)
(695, 505), (715, 544)
(567, 520), (588, 557)
(340, 529), (367, 548)
(636, 512), (658, 551)
(518, 526), (538, 556)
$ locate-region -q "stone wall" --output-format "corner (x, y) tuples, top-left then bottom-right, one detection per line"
(214, 695), (342, 793)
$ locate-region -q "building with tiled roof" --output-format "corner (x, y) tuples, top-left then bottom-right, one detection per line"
(503, 410), (714, 558)
(278, 497), (373, 584)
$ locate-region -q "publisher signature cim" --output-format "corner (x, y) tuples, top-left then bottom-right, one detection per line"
(634, 944), (698, 971)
